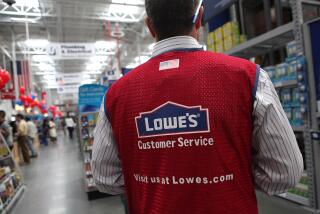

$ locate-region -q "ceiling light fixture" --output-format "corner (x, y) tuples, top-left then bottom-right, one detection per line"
(111, 0), (144, 5)
(25, 39), (49, 48)
(10, 17), (38, 23)
(94, 41), (116, 49)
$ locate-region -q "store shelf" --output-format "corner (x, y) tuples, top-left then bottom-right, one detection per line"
(274, 79), (298, 89)
(225, 22), (294, 58)
(2, 185), (26, 214)
(0, 173), (12, 185)
(292, 126), (305, 132)
(278, 192), (310, 206)
(0, 156), (11, 162)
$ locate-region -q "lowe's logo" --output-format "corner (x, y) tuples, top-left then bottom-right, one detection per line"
(135, 102), (210, 138)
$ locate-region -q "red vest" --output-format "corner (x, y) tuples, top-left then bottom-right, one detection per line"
(106, 50), (259, 214)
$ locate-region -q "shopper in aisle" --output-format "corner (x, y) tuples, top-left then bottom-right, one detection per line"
(49, 118), (57, 143)
(92, 0), (304, 213)
(65, 117), (75, 139)
(40, 118), (50, 146)
(61, 118), (67, 135)
(0, 111), (13, 150)
(26, 117), (38, 158)
(15, 114), (30, 164)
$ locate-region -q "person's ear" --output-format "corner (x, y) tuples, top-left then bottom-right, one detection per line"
(145, 17), (156, 38)
(195, 6), (204, 30)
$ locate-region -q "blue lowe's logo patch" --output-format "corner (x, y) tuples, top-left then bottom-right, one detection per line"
(135, 102), (210, 138)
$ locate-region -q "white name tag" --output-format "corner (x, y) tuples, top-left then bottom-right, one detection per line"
(159, 59), (180, 71)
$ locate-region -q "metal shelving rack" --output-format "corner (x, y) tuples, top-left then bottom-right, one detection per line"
(224, 22), (294, 58)
(0, 133), (25, 213)
(206, 0), (320, 212)
(78, 112), (109, 200)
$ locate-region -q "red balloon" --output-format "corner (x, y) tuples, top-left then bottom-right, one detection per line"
(26, 96), (33, 104)
(50, 105), (57, 112)
(30, 101), (37, 108)
(20, 95), (27, 103)
(0, 70), (10, 83)
(19, 86), (25, 95)
(41, 91), (46, 99)
(0, 76), (4, 89)
(24, 102), (30, 109)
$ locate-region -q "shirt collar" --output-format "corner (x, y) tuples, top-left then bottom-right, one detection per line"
(151, 36), (203, 58)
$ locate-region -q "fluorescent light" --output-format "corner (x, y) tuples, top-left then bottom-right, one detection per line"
(112, 0), (144, 5)
(90, 56), (109, 64)
(10, 18), (37, 23)
(108, 4), (141, 15)
(126, 63), (139, 69)
(25, 39), (49, 48)
(134, 55), (150, 63)
(86, 63), (103, 71)
(38, 63), (55, 71)
(148, 43), (155, 50)
(82, 71), (102, 75)
(32, 55), (54, 63)
(35, 72), (57, 75)
(94, 41), (116, 49)
(81, 79), (96, 85)
(15, 0), (40, 7)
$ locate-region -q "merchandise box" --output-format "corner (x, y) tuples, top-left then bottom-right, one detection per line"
(215, 41), (224, 53)
(214, 27), (223, 43)
(207, 32), (215, 46)
(223, 34), (240, 51)
(222, 21), (239, 38)
(207, 44), (215, 52)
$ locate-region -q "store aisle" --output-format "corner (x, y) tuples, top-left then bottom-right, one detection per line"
(12, 133), (125, 214)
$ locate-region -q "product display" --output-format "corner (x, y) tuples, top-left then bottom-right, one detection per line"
(0, 134), (25, 213)
(264, 42), (309, 130)
(207, 21), (246, 53)
(79, 112), (99, 193)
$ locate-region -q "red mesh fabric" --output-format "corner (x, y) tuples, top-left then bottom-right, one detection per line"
(106, 51), (258, 214)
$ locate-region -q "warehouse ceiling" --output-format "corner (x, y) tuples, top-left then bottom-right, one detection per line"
(0, 0), (154, 100)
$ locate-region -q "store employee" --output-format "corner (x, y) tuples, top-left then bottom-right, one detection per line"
(92, 0), (303, 213)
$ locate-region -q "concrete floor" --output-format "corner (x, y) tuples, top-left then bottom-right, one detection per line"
(11, 133), (316, 214)
(12, 133), (125, 214)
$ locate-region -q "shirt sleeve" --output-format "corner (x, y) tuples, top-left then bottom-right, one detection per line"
(252, 68), (304, 195)
(91, 97), (125, 195)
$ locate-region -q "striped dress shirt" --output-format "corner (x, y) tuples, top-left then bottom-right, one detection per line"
(91, 36), (304, 196)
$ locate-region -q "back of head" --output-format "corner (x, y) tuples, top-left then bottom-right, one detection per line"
(0, 110), (5, 119)
(145, 0), (197, 40)
(16, 114), (24, 120)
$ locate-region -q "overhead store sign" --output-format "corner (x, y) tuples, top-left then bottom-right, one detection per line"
(203, 0), (237, 22)
(47, 43), (114, 59)
(57, 85), (80, 94)
(0, 88), (15, 100)
(56, 74), (82, 85)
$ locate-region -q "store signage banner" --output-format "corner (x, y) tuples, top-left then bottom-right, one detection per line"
(47, 43), (112, 59)
(57, 84), (80, 94)
(0, 88), (15, 100)
(56, 74), (82, 85)
(203, 0), (237, 22)
(78, 84), (108, 113)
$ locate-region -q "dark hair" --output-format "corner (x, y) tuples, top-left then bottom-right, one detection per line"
(145, 0), (197, 40)
(26, 117), (31, 122)
(0, 110), (5, 118)
(16, 114), (24, 120)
